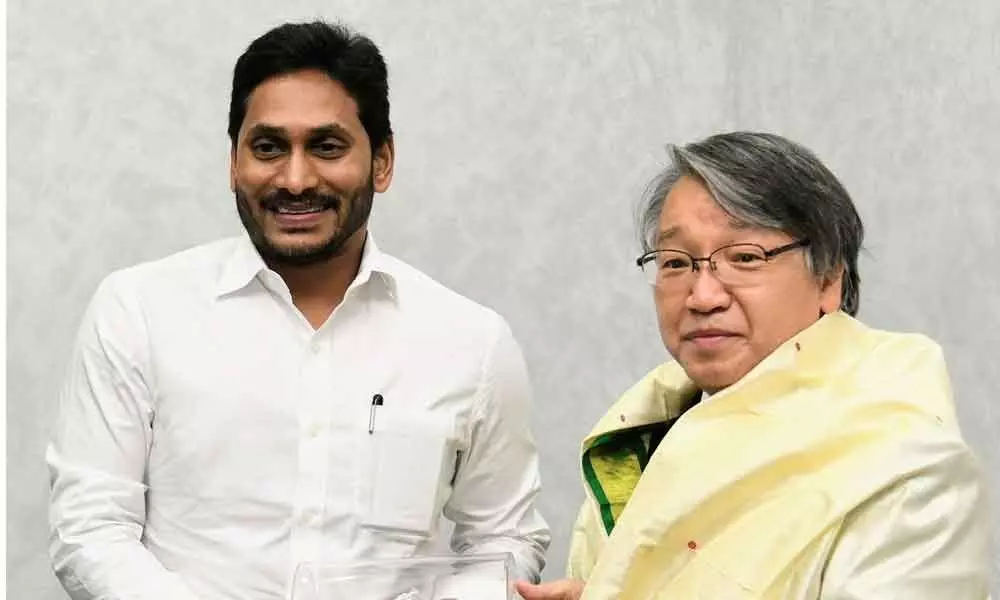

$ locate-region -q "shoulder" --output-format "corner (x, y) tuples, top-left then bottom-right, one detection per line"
(380, 253), (511, 341)
(75, 237), (237, 345)
(89, 237), (237, 307)
(856, 322), (947, 377)
(842, 319), (960, 431)
(98, 237), (238, 296)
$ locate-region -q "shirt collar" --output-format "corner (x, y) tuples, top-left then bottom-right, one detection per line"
(215, 232), (399, 300)
(351, 233), (399, 301)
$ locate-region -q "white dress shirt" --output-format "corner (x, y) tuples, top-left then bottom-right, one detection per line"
(47, 234), (550, 599)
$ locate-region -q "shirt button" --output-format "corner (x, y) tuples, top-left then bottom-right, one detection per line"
(300, 507), (321, 526)
(309, 342), (321, 354)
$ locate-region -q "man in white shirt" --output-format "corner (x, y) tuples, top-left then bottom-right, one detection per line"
(47, 20), (550, 599)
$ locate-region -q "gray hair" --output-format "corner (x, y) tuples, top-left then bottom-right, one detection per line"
(638, 131), (864, 315)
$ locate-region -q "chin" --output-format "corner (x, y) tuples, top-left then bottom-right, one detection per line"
(680, 359), (745, 394)
(266, 230), (337, 251)
(254, 232), (340, 264)
(689, 373), (737, 394)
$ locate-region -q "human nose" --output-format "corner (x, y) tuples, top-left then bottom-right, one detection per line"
(275, 149), (319, 195)
(684, 262), (731, 313)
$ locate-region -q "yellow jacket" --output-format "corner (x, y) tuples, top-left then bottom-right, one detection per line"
(568, 312), (991, 599)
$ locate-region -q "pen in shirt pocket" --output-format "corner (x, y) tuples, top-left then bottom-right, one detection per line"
(368, 394), (384, 434)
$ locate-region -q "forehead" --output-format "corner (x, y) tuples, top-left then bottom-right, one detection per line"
(241, 69), (364, 138)
(657, 176), (755, 241)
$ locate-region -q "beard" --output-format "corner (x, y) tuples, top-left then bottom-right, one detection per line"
(235, 175), (375, 268)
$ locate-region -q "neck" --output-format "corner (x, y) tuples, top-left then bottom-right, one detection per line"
(269, 228), (368, 329)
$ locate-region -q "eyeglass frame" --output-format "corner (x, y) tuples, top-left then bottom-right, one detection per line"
(635, 239), (811, 286)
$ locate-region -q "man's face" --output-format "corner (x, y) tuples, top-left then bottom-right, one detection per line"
(230, 68), (393, 266)
(653, 176), (843, 393)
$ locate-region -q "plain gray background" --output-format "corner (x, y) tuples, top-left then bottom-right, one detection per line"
(8, 0), (999, 597)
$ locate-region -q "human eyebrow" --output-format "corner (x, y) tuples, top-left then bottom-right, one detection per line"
(656, 225), (681, 247)
(245, 124), (288, 141)
(306, 124), (354, 144)
(728, 219), (758, 232)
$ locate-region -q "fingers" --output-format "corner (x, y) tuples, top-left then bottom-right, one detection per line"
(514, 578), (585, 600)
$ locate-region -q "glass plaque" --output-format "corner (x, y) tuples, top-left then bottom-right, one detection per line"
(290, 552), (514, 600)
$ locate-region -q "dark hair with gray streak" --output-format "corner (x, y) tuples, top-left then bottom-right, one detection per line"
(638, 131), (864, 315)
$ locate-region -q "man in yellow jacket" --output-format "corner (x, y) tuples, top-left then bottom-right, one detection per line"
(517, 132), (991, 599)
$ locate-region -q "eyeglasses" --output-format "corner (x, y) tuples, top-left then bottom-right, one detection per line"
(636, 240), (810, 288)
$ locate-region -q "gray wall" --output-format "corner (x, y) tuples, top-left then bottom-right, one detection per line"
(8, 0), (999, 597)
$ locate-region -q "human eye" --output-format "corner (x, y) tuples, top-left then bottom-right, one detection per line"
(723, 246), (766, 269)
(250, 137), (285, 160)
(657, 252), (691, 272)
(310, 137), (348, 159)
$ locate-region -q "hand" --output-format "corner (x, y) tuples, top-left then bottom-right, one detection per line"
(514, 578), (585, 600)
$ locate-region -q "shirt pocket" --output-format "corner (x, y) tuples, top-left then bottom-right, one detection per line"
(359, 410), (458, 537)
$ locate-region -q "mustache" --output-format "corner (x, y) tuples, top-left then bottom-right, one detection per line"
(260, 190), (340, 212)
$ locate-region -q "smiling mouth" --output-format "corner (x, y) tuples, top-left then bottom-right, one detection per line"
(262, 193), (339, 216)
(270, 205), (331, 215)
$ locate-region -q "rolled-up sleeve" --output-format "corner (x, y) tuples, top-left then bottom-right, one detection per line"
(47, 273), (199, 600)
(821, 436), (992, 599)
(444, 316), (551, 582)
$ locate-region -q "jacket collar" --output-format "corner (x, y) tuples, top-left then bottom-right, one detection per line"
(583, 312), (865, 450)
